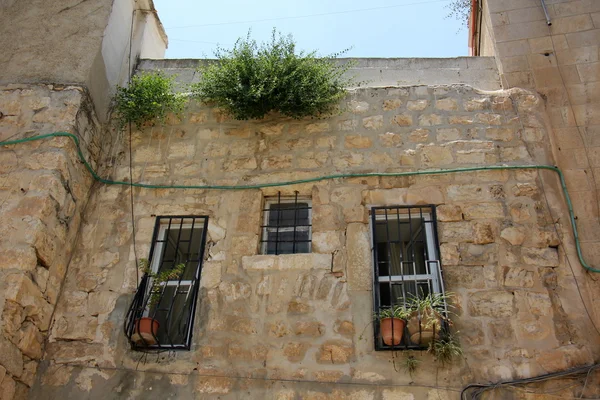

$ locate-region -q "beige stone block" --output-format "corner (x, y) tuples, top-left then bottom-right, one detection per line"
(407, 100), (429, 111)
(88, 291), (119, 316)
(552, 14), (595, 35)
(476, 113), (503, 125)
(409, 128), (430, 143)
(468, 291), (514, 317)
(392, 114), (413, 126)
(560, 64), (582, 84)
(448, 115), (474, 125)
(283, 342), (310, 362)
(438, 221), (473, 242)
(0, 375), (16, 400)
(495, 20), (551, 43)
(16, 322), (43, 359)
(0, 336), (23, 378)
(500, 226), (526, 245)
(383, 99), (402, 111)
(378, 132), (403, 147)
(418, 114), (443, 126)
(435, 98), (458, 111)
(306, 122), (330, 133)
(345, 135), (373, 149)
(522, 247), (559, 266)
(382, 390), (415, 400)
(436, 205), (462, 222)
(566, 82), (600, 105)
(312, 231), (342, 254)
(420, 146), (453, 167)
(0, 245), (37, 272)
(447, 184), (504, 201)
(504, 267), (534, 288)
(445, 266), (485, 289)
(333, 153), (363, 169)
(593, 12), (600, 28)
(573, 103), (600, 125)
(473, 222), (495, 244)
(462, 203), (505, 219)
(507, 6), (545, 24)
(200, 261), (222, 289)
(349, 101), (369, 114)
(502, 55), (530, 73)
(362, 115), (383, 130)
(440, 243), (460, 265)
(316, 341), (354, 364)
(577, 62), (600, 82)
(497, 39), (530, 58)
(528, 36), (553, 53)
(346, 223), (372, 291)
(224, 157), (257, 172)
(4, 274), (53, 331)
(339, 119), (358, 131)
(260, 123), (285, 136)
(565, 29), (600, 48)
(556, 46), (599, 66)
(502, 71), (534, 88)
(53, 315), (98, 341)
(527, 292), (552, 316)
(261, 155), (292, 170)
(195, 376), (233, 394)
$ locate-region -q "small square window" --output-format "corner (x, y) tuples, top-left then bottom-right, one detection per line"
(261, 193), (312, 255)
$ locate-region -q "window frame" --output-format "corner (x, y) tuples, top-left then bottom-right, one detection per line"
(260, 193), (312, 255)
(370, 205), (447, 351)
(124, 215), (209, 351)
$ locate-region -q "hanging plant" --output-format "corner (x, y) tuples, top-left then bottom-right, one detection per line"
(191, 30), (354, 120)
(112, 71), (187, 129)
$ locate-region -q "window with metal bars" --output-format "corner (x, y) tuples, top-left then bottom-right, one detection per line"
(260, 192), (312, 255)
(371, 205), (448, 351)
(124, 216), (208, 350)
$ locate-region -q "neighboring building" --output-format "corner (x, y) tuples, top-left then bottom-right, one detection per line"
(0, 1), (599, 399)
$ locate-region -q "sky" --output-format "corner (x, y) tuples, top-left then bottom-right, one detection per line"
(153, 0), (468, 59)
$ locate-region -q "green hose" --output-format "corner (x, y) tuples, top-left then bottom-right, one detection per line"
(1, 131), (597, 273)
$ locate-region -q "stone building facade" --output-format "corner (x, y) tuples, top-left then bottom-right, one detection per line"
(0, 0), (599, 399)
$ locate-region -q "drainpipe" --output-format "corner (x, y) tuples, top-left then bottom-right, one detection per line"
(469, 0), (479, 56)
(540, 0), (552, 25)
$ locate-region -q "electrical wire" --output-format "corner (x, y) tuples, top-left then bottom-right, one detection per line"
(1, 132), (600, 275)
(166, 0), (452, 29)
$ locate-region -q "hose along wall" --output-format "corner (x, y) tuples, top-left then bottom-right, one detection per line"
(1, 131), (598, 273)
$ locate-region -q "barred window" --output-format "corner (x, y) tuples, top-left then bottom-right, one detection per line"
(125, 216), (208, 350)
(261, 192), (312, 255)
(371, 205), (447, 350)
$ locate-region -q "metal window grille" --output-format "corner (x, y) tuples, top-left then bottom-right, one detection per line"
(124, 216), (209, 350)
(260, 192), (312, 255)
(371, 205), (448, 351)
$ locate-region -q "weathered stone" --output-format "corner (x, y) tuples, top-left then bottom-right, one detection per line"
(345, 135), (373, 149)
(87, 291), (119, 316)
(346, 223), (372, 291)
(436, 205), (462, 222)
(439, 222), (473, 242)
(4, 274), (53, 330)
(316, 341), (354, 364)
(17, 322), (43, 359)
(383, 99), (403, 111)
(312, 231), (342, 254)
(284, 342), (310, 362)
(362, 116), (383, 130)
(0, 375), (16, 400)
(349, 101), (369, 114)
(392, 114), (413, 126)
(382, 390), (415, 400)
(500, 226), (526, 245)
(295, 321), (325, 337)
(419, 114), (443, 126)
(195, 376), (233, 394)
(462, 203), (505, 219)
(53, 315), (98, 341)
(435, 98), (458, 111)
(440, 243), (460, 265)
(0, 336), (23, 378)
(522, 247), (559, 266)
(306, 122), (330, 134)
(468, 291), (514, 317)
(409, 128), (430, 142)
(473, 222), (495, 244)
(486, 128), (514, 141)
(288, 301), (313, 315)
(459, 243), (498, 265)
(527, 292), (552, 316)
(420, 146), (453, 166)
(444, 266), (485, 289)
(504, 267), (534, 288)
(219, 281), (252, 302)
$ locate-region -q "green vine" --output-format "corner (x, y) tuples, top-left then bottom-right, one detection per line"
(113, 71), (186, 129)
(191, 30), (354, 120)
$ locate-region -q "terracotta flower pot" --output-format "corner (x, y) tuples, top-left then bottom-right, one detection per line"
(132, 317), (160, 345)
(407, 310), (441, 346)
(380, 317), (406, 346)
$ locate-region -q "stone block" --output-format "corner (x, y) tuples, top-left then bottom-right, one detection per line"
(392, 114), (413, 126)
(504, 267), (534, 288)
(316, 341), (354, 364)
(435, 98), (458, 111)
(87, 291), (119, 316)
(468, 291), (515, 317)
(420, 146), (453, 167)
(4, 274), (53, 330)
(16, 322), (43, 359)
(306, 122), (330, 133)
(312, 231), (343, 254)
(407, 100), (429, 111)
(500, 226), (526, 245)
(362, 116), (383, 130)
(383, 99), (403, 111)
(409, 128), (430, 142)
(439, 222), (473, 242)
(195, 376), (233, 394)
(345, 135), (373, 149)
(418, 114), (443, 126)
(0, 336), (23, 377)
(436, 205), (462, 222)
(346, 223), (372, 291)
(473, 222), (495, 244)
(284, 342), (310, 362)
(349, 101), (369, 114)
(522, 247), (559, 266)
(294, 321), (324, 336)
(459, 243), (498, 265)
(0, 245), (37, 272)
(382, 390), (415, 400)
(53, 315), (98, 341)
(242, 253), (331, 271)
(462, 203), (505, 219)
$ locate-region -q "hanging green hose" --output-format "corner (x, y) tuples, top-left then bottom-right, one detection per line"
(1, 131), (598, 273)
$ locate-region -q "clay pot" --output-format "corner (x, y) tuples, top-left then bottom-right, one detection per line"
(406, 310), (441, 346)
(380, 318), (406, 346)
(132, 317), (160, 345)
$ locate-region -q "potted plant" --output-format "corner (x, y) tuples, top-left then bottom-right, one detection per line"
(405, 292), (453, 346)
(375, 304), (412, 346)
(131, 259), (186, 346)
(428, 331), (463, 365)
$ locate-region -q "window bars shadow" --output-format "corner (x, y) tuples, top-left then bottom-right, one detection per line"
(124, 216), (209, 350)
(260, 191), (312, 255)
(371, 205), (450, 351)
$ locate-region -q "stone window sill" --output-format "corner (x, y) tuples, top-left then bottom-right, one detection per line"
(242, 253), (331, 271)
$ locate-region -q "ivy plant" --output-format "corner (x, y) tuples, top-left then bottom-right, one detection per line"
(191, 30), (354, 120)
(113, 71), (186, 129)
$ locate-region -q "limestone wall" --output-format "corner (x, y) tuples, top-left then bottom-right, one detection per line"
(30, 85), (600, 399)
(0, 84), (107, 399)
